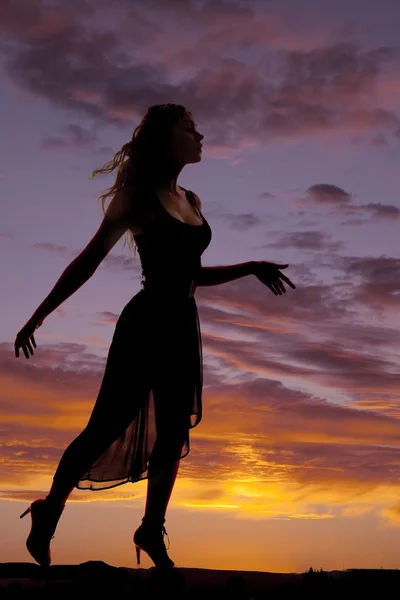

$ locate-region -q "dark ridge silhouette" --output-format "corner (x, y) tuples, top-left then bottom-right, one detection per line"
(1, 562), (400, 598)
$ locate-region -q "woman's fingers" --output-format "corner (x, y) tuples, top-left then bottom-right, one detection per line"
(269, 278), (286, 295)
(14, 324), (39, 359)
(270, 282), (280, 295)
(277, 280), (286, 293)
(15, 337), (36, 359)
(256, 263), (296, 294)
(279, 272), (296, 289)
(24, 343), (33, 358)
(14, 336), (22, 358)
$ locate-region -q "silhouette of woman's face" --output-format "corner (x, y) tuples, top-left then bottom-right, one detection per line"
(169, 113), (204, 166)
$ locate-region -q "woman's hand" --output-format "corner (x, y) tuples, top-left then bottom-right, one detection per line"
(14, 316), (43, 359)
(253, 261), (296, 295)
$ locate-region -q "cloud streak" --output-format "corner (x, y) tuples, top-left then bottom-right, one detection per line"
(1, 0), (400, 150)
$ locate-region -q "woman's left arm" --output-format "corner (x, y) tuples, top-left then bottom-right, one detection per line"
(197, 261), (296, 294)
(197, 262), (257, 286)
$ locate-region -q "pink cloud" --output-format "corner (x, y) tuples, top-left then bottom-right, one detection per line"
(2, 1), (399, 147)
(0, 0), (80, 39)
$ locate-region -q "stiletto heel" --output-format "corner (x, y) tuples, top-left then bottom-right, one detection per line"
(133, 517), (174, 569)
(19, 498), (64, 567)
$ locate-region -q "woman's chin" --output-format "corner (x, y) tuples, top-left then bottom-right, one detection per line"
(186, 154), (202, 165)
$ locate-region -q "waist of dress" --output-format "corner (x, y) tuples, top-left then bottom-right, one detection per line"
(141, 278), (197, 300)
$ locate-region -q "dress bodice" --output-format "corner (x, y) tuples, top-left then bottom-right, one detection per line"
(134, 187), (212, 296)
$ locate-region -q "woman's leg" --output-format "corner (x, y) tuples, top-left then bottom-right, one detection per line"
(45, 304), (152, 509)
(143, 436), (185, 525)
(133, 435), (185, 568)
(45, 423), (118, 507)
(144, 367), (189, 526)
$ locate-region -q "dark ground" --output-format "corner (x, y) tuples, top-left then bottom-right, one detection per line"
(1, 561), (399, 598)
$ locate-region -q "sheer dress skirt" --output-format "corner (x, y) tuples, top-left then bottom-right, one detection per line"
(76, 287), (203, 490)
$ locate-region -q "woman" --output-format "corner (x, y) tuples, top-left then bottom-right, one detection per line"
(15, 103), (295, 569)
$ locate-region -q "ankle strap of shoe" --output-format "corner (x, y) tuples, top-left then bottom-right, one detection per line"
(141, 516), (165, 527)
(141, 517), (170, 549)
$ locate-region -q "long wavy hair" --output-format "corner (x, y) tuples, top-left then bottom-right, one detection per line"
(89, 103), (190, 262)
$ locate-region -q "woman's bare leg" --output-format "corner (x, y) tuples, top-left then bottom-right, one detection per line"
(143, 437), (185, 525)
(45, 424), (122, 507)
(144, 459), (180, 524)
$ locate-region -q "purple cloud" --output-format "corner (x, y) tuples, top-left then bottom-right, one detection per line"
(1, 1), (399, 147)
(306, 184), (353, 205)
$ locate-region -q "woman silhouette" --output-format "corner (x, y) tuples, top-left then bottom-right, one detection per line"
(15, 103), (295, 569)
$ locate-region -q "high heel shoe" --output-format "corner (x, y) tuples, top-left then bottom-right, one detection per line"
(133, 517), (174, 569)
(20, 498), (64, 567)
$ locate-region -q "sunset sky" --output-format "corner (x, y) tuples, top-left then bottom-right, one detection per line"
(1, 0), (400, 573)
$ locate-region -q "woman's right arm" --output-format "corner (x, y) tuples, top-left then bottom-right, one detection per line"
(33, 187), (134, 322)
(14, 186), (136, 358)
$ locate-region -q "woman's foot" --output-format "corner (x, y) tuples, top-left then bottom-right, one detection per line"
(133, 517), (174, 569)
(20, 498), (64, 567)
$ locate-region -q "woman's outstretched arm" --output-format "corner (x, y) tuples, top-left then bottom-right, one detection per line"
(197, 261), (296, 295)
(32, 191), (132, 322)
(14, 187), (134, 358)
(31, 249), (108, 324)
(196, 261), (257, 286)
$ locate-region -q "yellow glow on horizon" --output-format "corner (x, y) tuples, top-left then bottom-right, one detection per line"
(182, 503), (241, 509)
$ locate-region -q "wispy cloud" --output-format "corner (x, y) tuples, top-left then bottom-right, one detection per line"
(306, 184), (354, 205)
(0, 232), (13, 240)
(1, 0), (399, 150)
(31, 242), (70, 256)
(40, 124), (98, 151)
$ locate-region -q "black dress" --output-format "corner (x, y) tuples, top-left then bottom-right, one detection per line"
(76, 187), (212, 490)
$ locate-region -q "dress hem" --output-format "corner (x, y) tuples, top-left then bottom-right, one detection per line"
(75, 444), (192, 491)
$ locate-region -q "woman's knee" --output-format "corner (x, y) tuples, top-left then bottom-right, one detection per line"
(78, 423), (117, 454)
(152, 432), (186, 462)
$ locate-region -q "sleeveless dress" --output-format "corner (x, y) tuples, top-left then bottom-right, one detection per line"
(76, 187), (212, 490)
